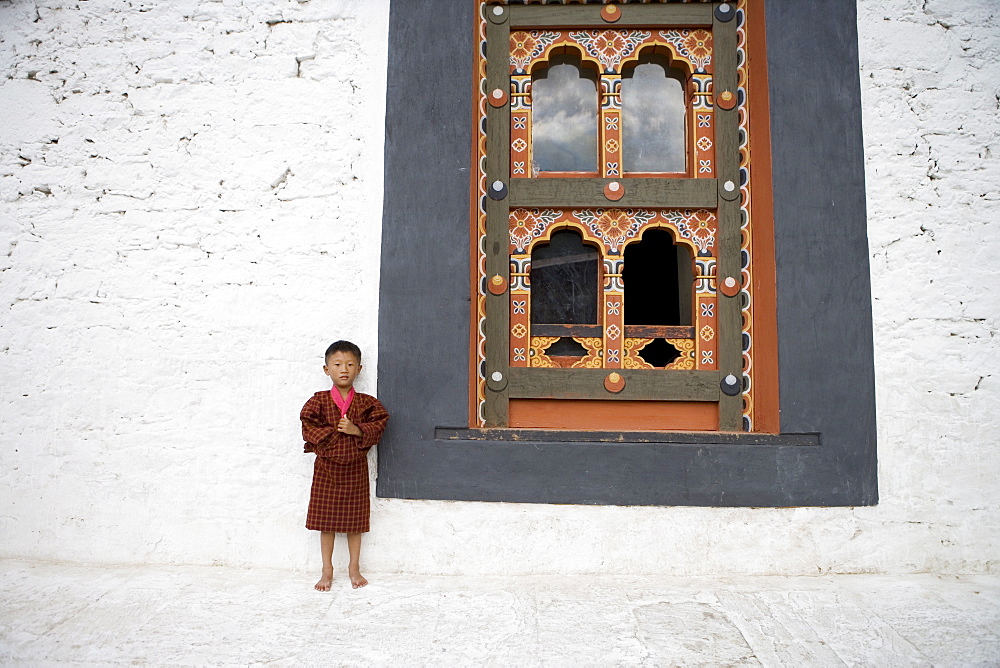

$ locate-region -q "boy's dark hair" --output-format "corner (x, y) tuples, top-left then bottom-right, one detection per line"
(325, 340), (362, 364)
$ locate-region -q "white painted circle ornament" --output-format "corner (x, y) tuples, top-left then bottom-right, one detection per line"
(491, 371), (503, 382)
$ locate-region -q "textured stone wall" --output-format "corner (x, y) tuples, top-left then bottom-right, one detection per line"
(0, 0), (390, 568)
(0, 0), (997, 575)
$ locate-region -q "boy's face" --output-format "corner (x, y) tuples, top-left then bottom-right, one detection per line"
(324, 351), (362, 390)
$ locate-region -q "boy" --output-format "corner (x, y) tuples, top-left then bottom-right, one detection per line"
(300, 340), (389, 590)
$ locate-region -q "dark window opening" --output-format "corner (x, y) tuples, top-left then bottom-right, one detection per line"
(545, 337), (588, 358)
(623, 228), (693, 326)
(638, 338), (682, 368)
(530, 230), (599, 325)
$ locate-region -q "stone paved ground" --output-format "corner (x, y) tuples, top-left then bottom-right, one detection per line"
(1, 560), (998, 666)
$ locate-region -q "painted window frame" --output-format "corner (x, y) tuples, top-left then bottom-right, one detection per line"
(477, 2), (764, 432)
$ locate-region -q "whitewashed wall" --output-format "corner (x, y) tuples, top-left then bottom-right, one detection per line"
(0, 0), (997, 576)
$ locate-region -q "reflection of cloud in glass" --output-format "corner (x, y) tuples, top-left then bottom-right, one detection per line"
(532, 64), (598, 173)
(622, 64), (685, 172)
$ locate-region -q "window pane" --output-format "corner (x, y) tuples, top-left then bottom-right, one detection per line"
(530, 230), (599, 325)
(531, 62), (598, 173)
(622, 63), (686, 173)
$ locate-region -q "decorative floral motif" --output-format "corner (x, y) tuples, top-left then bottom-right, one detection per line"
(509, 208), (559, 253)
(606, 301), (620, 315)
(700, 325), (715, 341)
(568, 30), (651, 73)
(574, 209), (655, 254)
(511, 138), (527, 153)
(699, 159), (713, 173)
(606, 349), (620, 364)
(660, 29), (712, 73)
(700, 302), (715, 317)
(605, 115), (619, 131)
(513, 300), (526, 315)
(511, 323), (527, 339)
(701, 350), (714, 365)
(512, 161), (526, 175)
(606, 324), (621, 340)
(698, 114), (712, 128)
(513, 348), (526, 362)
(513, 116), (527, 130)
(510, 31), (560, 74)
(605, 139), (620, 153)
(697, 136), (713, 151)
(673, 209), (717, 255)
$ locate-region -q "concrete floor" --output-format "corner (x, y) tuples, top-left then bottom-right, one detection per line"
(1, 560), (998, 666)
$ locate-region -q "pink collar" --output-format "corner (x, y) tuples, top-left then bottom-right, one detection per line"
(330, 386), (355, 416)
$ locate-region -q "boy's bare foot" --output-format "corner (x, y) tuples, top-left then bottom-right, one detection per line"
(348, 568), (368, 589)
(315, 567), (333, 592)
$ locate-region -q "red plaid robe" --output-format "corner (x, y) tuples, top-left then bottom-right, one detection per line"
(301, 391), (389, 533)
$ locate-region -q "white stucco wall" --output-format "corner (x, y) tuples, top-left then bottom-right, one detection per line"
(1, 0), (997, 576)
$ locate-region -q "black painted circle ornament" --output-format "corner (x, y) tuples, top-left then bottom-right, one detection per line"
(488, 179), (508, 200)
(715, 3), (735, 22)
(721, 373), (741, 396)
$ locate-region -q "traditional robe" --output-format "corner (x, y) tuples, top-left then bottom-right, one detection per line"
(300, 390), (389, 533)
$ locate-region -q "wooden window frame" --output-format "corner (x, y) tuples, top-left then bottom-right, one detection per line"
(477, 2), (763, 432)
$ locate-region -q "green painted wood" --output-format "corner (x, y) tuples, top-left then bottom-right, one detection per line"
(435, 427), (821, 447)
(484, 17), (511, 427)
(712, 12), (738, 97)
(713, 14), (740, 197)
(508, 367), (720, 401)
(509, 178), (717, 208)
(716, 198), (743, 431)
(712, 15), (743, 431)
(509, 4), (713, 29)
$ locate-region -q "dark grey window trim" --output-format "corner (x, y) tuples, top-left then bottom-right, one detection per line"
(376, 0), (877, 507)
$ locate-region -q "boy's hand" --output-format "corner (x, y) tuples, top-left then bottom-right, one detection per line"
(337, 416), (363, 437)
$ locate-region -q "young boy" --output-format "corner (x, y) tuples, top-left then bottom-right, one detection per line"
(300, 340), (389, 591)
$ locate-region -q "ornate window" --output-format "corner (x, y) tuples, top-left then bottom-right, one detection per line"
(475, 1), (764, 432)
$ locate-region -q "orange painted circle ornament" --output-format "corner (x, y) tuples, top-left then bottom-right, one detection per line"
(716, 89), (737, 110)
(601, 4), (621, 23)
(487, 274), (508, 295)
(604, 371), (626, 393)
(488, 88), (508, 108)
(604, 181), (625, 201)
(720, 275), (740, 297)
